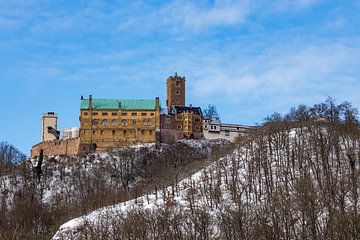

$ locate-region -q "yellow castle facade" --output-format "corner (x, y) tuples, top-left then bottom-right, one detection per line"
(79, 96), (160, 152)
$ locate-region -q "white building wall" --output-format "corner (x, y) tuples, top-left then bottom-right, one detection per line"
(203, 117), (254, 142)
(62, 127), (80, 140)
(203, 130), (241, 142)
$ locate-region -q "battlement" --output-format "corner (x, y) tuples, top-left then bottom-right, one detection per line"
(30, 137), (81, 158)
(42, 112), (57, 117)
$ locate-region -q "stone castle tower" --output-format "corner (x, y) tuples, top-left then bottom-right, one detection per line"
(41, 112), (59, 142)
(166, 72), (186, 109)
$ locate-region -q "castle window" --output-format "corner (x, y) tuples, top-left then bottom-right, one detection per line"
(112, 130), (115, 135)
(177, 124), (182, 130)
(92, 112), (98, 116)
(112, 112), (117, 116)
(176, 90), (180, 95)
(100, 130), (103, 135)
(121, 120), (128, 126)
(141, 113), (147, 116)
(102, 120), (108, 126)
(111, 120), (118, 126)
(102, 112), (108, 116)
(150, 113), (155, 116)
(150, 130), (152, 135)
(176, 81), (180, 86)
(92, 130), (96, 135)
(131, 112), (137, 116)
(132, 119), (137, 125)
(92, 120), (99, 125)
(121, 112), (127, 116)
(83, 112), (88, 116)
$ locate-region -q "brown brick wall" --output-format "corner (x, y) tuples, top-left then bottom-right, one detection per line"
(30, 138), (80, 157)
(166, 76), (185, 108)
(160, 129), (203, 144)
(160, 129), (184, 144)
(160, 115), (176, 129)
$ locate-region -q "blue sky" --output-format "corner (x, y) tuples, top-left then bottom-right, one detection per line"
(1, 0), (359, 155)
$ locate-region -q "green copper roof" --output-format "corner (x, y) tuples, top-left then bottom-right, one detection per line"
(80, 99), (157, 110)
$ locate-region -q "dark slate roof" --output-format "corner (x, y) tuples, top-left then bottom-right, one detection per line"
(169, 105), (203, 116)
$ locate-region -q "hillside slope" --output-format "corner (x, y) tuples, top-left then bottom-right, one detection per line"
(53, 123), (360, 239)
(1, 140), (231, 240)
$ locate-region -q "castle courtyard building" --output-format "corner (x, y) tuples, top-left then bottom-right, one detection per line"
(79, 96), (161, 151)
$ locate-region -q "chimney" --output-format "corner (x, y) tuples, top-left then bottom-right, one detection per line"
(155, 97), (160, 111)
(89, 95), (93, 110)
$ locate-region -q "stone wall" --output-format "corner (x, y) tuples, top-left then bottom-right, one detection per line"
(160, 129), (203, 144)
(30, 138), (81, 157)
(160, 129), (184, 144)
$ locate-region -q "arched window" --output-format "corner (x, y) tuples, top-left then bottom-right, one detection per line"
(143, 119), (152, 126)
(177, 124), (182, 130)
(102, 120), (108, 126)
(111, 120), (118, 126)
(92, 120), (99, 125)
(121, 120), (128, 126)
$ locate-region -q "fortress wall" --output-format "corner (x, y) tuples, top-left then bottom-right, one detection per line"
(160, 129), (184, 144)
(160, 129), (203, 144)
(30, 138), (80, 157)
(193, 132), (204, 140)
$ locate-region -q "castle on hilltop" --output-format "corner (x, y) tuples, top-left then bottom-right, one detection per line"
(31, 73), (204, 157)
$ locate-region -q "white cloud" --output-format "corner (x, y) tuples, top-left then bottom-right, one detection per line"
(187, 41), (360, 109)
(160, 0), (251, 31)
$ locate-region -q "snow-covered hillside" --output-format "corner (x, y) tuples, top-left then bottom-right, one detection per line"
(52, 149), (241, 239)
(0, 139), (231, 239)
(53, 125), (360, 239)
(1, 144), (152, 207)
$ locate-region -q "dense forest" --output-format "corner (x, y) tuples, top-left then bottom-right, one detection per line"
(1, 98), (360, 240)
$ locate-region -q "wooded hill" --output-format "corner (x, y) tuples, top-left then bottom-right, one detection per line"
(1, 98), (359, 240)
